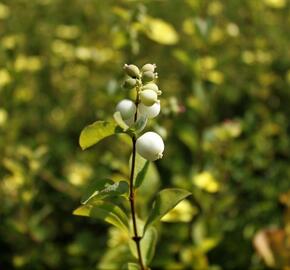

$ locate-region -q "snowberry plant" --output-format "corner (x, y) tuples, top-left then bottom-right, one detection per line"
(74, 63), (191, 270)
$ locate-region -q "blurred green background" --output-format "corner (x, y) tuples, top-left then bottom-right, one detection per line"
(1, 0), (290, 269)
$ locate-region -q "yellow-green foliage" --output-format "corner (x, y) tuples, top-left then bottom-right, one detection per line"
(0, 0), (290, 269)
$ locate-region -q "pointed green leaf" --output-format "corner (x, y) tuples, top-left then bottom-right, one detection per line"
(73, 201), (129, 233)
(82, 179), (129, 204)
(144, 188), (191, 233)
(81, 178), (114, 203)
(129, 153), (150, 189)
(79, 120), (122, 150)
(135, 160), (149, 189)
(141, 227), (158, 265)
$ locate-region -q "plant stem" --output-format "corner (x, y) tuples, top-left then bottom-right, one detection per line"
(129, 81), (146, 270)
(129, 134), (146, 270)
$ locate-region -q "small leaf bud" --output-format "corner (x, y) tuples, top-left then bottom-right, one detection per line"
(140, 89), (158, 106)
(136, 132), (164, 161)
(138, 102), (160, 119)
(116, 99), (136, 120)
(141, 63), (156, 73)
(123, 64), (140, 78)
(123, 78), (137, 89)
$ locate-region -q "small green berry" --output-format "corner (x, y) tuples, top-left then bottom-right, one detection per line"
(140, 89), (158, 106)
(142, 83), (162, 95)
(123, 78), (137, 89)
(141, 63), (156, 73)
(123, 64), (140, 78)
(142, 71), (157, 83)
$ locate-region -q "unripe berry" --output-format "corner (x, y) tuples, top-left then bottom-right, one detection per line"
(138, 102), (160, 119)
(140, 89), (158, 106)
(136, 132), (164, 161)
(116, 99), (136, 120)
(141, 63), (156, 73)
(142, 71), (157, 83)
(123, 64), (140, 78)
(142, 83), (162, 95)
(123, 78), (137, 89)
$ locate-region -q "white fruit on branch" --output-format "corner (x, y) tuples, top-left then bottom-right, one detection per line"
(138, 102), (160, 119)
(136, 132), (164, 161)
(116, 99), (136, 120)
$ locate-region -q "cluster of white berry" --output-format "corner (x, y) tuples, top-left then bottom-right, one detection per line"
(115, 63), (164, 161)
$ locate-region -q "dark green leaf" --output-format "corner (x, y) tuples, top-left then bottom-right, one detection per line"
(135, 160), (149, 188)
(79, 120), (122, 150)
(130, 153), (150, 188)
(144, 188), (191, 233)
(73, 201), (129, 233)
(142, 226), (158, 265)
(82, 179), (129, 204)
(81, 178), (113, 203)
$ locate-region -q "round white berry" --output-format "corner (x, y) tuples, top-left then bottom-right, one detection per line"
(136, 132), (164, 161)
(138, 102), (160, 119)
(116, 99), (136, 120)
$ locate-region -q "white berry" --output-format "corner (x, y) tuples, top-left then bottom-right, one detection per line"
(138, 102), (160, 119)
(116, 99), (136, 120)
(136, 132), (164, 161)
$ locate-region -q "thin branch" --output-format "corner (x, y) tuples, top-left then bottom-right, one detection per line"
(128, 81), (146, 270)
(129, 135), (145, 270)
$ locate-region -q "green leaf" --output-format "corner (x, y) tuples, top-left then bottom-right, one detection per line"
(144, 188), (191, 233)
(122, 262), (141, 270)
(81, 178), (113, 203)
(135, 160), (149, 189)
(138, 162), (160, 204)
(141, 16), (179, 45)
(129, 153), (150, 188)
(113, 111), (130, 131)
(141, 227), (158, 265)
(79, 120), (122, 150)
(82, 179), (129, 204)
(73, 201), (129, 233)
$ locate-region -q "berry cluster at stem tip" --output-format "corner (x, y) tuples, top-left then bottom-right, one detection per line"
(115, 63), (164, 162)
